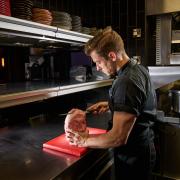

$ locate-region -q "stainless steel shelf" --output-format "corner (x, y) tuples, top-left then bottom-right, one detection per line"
(0, 15), (93, 46)
(0, 79), (113, 109)
(0, 86), (59, 108)
(1, 65), (180, 108)
(0, 15), (106, 109)
(58, 79), (113, 96)
(56, 27), (93, 45)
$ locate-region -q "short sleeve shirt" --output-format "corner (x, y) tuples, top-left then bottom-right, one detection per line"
(108, 59), (156, 130)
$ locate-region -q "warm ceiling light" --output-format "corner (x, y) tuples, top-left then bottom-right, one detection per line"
(1, 57), (5, 67)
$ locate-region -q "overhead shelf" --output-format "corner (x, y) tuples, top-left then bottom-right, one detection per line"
(55, 28), (93, 45)
(0, 79), (113, 109)
(0, 15), (105, 109)
(0, 15), (93, 46)
(0, 15), (56, 38)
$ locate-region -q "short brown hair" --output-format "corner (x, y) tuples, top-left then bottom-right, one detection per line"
(84, 26), (125, 59)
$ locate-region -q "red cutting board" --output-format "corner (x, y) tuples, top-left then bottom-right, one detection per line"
(43, 127), (106, 157)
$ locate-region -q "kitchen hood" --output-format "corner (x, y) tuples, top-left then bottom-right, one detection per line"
(148, 66), (180, 89)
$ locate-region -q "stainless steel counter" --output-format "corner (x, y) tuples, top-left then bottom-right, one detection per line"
(0, 113), (112, 180)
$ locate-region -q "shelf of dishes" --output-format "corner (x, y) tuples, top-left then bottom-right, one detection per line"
(0, 15), (93, 46)
(0, 79), (113, 109)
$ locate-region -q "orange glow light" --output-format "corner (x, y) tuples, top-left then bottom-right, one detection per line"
(1, 58), (5, 67)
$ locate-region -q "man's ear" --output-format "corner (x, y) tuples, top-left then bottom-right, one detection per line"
(108, 51), (116, 61)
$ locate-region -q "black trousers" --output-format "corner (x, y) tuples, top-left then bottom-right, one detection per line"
(113, 130), (156, 180)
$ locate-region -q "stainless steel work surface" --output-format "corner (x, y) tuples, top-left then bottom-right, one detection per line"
(0, 123), (77, 180)
(0, 113), (110, 180)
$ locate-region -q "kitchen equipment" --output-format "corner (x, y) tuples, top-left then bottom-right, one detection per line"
(43, 127), (107, 156)
(171, 90), (180, 114)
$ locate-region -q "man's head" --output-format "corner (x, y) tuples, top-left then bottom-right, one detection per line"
(84, 27), (127, 76)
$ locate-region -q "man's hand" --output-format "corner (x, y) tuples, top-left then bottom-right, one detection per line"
(87, 101), (109, 114)
(66, 128), (89, 147)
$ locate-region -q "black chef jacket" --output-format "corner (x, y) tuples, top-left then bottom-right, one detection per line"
(108, 59), (157, 180)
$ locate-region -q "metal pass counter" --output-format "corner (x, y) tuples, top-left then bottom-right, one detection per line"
(0, 112), (113, 180)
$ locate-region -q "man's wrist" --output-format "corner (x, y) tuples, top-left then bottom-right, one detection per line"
(83, 134), (89, 147)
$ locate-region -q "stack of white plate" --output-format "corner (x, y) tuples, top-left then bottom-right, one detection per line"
(71, 15), (82, 33)
(90, 27), (98, 35)
(52, 11), (72, 30)
(81, 27), (91, 34)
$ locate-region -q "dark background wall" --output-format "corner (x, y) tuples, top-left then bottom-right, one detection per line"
(32, 0), (146, 64)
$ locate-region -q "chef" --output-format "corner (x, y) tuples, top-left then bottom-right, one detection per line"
(65, 27), (157, 180)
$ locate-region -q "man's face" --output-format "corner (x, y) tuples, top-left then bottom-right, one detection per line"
(90, 50), (116, 76)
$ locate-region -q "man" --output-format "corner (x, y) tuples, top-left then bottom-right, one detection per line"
(66, 27), (157, 180)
